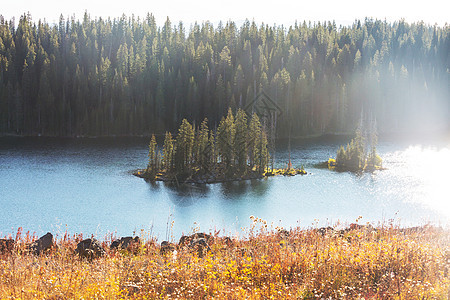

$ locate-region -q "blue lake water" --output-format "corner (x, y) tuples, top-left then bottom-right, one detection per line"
(0, 136), (449, 241)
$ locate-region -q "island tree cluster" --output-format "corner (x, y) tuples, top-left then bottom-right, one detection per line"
(0, 14), (448, 137)
(334, 116), (382, 171)
(145, 109), (270, 181)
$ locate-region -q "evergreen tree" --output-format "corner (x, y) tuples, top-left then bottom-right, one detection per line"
(175, 119), (194, 172)
(258, 130), (270, 172)
(335, 115), (382, 171)
(248, 112), (262, 169)
(208, 129), (217, 170)
(217, 108), (235, 172)
(234, 108), (248, 173)
(162, 131), (174, 170)
(147, 134), (158, 173)
(197, 118), (210, 169)
(0, 15), (447, 138)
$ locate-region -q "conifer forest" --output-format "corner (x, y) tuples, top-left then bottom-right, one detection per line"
(0, 13), (448, 137)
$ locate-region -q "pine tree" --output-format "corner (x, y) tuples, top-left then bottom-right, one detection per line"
(367, 118), (381, 168)
(0, 15), (448, 138)
(336, 145), (346, 164)
(217, 108), (235, 172)
(162, 131), (174, 171)
(234, 109), (248, 173)
(197, 118), (210, 170)
(208, 130), (217, 171)
(248, 113), (262, 169)
(175, 119), (194, 172)
(147, 134), (158, 173)
(258, 129), (269, 172)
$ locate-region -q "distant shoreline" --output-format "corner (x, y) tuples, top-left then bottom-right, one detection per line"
(2, 130), (449, 141)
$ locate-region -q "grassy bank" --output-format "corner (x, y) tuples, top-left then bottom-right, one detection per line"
(1, 221), (448, 299)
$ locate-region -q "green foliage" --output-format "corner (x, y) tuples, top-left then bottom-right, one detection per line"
(196, 118), (210, 170)
(336, 146), (346, 164)
(162, 132), (174, 170)
(248, 113), (262, 169)
(208, 130), (217, 169)
(335, 116), (382, 171)
(147, 134), (158, 177)
(175, 119), (194, 172)
(258, 130), (270, 172)
(217, 108), (236, 170)
(234, 109), (248, 174)
(144, 108), (271, 180)
(367, 147), (383, 169)
(0, 16), (448, 136)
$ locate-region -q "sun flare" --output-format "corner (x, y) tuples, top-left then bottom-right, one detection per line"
(393, 145), (450, 219)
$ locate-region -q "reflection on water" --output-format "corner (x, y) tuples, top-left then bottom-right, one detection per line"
(159, 179), (270, 207)
(163, 183), (210, 207)
(219, 179), (270, 199)
(381, 145), (450, 218)
(0, 136), (448, 239)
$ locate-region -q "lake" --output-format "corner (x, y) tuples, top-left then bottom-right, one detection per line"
(0, 135), (449, 241)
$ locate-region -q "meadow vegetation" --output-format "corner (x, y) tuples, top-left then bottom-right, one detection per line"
(1, 219), (448, 299)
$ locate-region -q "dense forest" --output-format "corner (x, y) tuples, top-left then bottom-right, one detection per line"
(0, 13), (448, 137)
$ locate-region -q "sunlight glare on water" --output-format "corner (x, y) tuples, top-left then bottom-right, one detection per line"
(385, 145), (450, 219)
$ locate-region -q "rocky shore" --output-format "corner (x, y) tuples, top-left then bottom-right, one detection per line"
(1, 224), (447, 299)
(0, 223), (440, 259)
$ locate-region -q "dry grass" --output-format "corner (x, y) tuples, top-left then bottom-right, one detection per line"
(0, 220), (449, 299)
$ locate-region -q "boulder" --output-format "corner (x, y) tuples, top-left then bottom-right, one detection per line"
(189, 237), (211, 257)
(178, 235), (190, 246)
(189, 237), (210, 248)
(160, 241), (175, 255)
(222, 236), (234, 247)
(0, 239), (14, 254)
(75, 238), (105, 259)
(317, 227), (335, 236)
(30, 232), (54, 255)
(349, 223), (364, 231)
(337, 229), (347, 237)
(348, 224), (376, 233)
(179, 232), (213, 246)
(278, 229), (290, 239)
(110, 236), (140, 250)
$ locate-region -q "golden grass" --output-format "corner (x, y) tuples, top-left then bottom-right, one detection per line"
(1, 221), (449, 299)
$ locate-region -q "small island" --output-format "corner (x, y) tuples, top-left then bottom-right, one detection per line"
(134, 108), (306, 184)
(328, 116), (383, 172)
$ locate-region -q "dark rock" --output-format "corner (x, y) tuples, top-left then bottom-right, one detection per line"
(189, 237), (211, 257)
(110, 236), (140, 250)
(400, 226), (426, 234)
(178, 235), (190, 246)
(223, 236), (234, 247)
(349, 223), (364, 231)
(30, 232), (54, 255)
(348, 224), (376, 233)
(337, 229), (347, 237)
(160, 241), (175, 255)
(75, 238), (105, 259)
(179, 232), (213, 246)
(278, 229), (290, 239)
(189, 237), (209, 248)
(317, 227), (335, 236)
(0, 239), (14, 254)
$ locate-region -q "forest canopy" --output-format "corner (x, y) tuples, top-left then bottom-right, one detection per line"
(0, 13), (448, 137)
